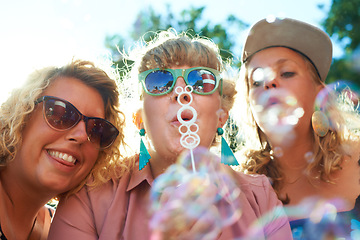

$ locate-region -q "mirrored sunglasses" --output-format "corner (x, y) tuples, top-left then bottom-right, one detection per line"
(138, 67), (222, 96)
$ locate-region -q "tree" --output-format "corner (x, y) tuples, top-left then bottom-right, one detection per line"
(105, 5), (248, 77)
(105, 5), (247, 153)
(321, 0), (360, 86)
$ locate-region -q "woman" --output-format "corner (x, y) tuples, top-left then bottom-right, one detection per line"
(48, 30), (292, 239)
(236, 17), (360, 237)
(0, 59), (125, 240)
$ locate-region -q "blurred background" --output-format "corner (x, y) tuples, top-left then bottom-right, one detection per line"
(1, 0), (359, 105)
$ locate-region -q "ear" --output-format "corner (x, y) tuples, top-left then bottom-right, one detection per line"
(315, 82), (325, 95)
(132, 109), (144, 130)
(217, 109), (229, 128)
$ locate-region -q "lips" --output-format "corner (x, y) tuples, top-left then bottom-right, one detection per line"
(171, 110), (195, 123)
(47, 150), (77, 165)
(267, 96), (280, 106)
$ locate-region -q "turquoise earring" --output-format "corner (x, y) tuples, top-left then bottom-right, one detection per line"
(139, 129), (151, 170)
(217, 128), (239, 166)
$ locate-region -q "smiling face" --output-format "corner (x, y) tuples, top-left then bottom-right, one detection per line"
(141, 65), (228, 165)
(247, 47), (323, 142)
(7, 77), (104, 196)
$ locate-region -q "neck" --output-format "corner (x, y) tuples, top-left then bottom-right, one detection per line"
(0, 168), (51, 239)
(148, 151), (178, 179)
(272, 132), (315, 182)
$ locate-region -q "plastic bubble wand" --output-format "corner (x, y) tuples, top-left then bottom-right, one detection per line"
(175, 85), (200, 173)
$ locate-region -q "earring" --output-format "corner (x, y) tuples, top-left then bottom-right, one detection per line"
(312, 110), (329, 137)
(139, 129), (151, 170)
(217, 128), (239, 166)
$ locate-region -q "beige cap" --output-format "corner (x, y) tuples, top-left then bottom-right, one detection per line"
(241, 17), (333, 81)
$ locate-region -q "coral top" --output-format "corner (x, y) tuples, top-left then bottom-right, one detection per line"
(48, 160), (292, 240)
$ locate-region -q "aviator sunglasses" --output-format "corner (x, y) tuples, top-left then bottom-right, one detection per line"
(138, 67), (223, 96)
(35, 96), (119, 149)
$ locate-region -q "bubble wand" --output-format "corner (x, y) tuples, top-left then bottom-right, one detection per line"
(175, 85), (199, 173)
(150, 86), (243, 239)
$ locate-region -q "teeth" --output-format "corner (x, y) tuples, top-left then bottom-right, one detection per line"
(48, 150), (76, 164)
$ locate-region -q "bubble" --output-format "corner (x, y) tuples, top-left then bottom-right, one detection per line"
(245, 205), (289, 239)
(265, 15), (277, 23)
(250, 88), (303, 146)
(272, 147), (284, 158)
(252, 67), (276, 85)
(283, 197), (356, 240)
(315, 80), (360, 132)
(149, 147), (242, 240)
(304, 151), (314, 163)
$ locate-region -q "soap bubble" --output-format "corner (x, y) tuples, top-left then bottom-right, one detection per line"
(149, 147), (242, 240)
(250, 86), (304, 146)
(315, 80), (360, 132)
(284, 197), (357, 240)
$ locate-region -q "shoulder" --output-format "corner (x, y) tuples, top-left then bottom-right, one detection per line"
(57, 171), (132, 215)
(229, 168), (282, 211)
(228, 169), (292, 238)
(231, 168), (272, 188)
(52, 172), (133, 235)
(85, 171), (132, 204)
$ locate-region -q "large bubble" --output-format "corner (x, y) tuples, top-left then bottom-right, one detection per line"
(149, 147), (242, 240)
(250, 85), (304, 146)
(315, 81), (360, 132)
(282, 197), (359, 240)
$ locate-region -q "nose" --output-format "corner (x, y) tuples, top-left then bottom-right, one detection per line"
(264, 78), (279, 90)
(65, 120), (89, 145)
(170, 77), (191, 103)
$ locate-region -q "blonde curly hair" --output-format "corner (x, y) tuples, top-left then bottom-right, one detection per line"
(120, 29), (237, 166)
(237, 53), (360, 204)
(0, 59), (128, 197)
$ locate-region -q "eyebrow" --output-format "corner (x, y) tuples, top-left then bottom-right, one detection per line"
(249, 58), (298, 82)
(276, 59), (289, 65)
(250, 58), (298, 74)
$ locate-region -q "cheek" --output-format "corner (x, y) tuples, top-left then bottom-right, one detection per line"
(249, 87), (263, 104)
(82, 149), (100, 172)
(293, 87), (317, 115)
(143, 97), (162, 123)
(21, 110), (58, 148)
(248, 88), (263, 123)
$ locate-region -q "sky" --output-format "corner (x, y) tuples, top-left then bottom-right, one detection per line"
(0, 0), (334, 104)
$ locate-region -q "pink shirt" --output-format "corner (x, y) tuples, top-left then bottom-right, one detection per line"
(48, 162), (292, 240)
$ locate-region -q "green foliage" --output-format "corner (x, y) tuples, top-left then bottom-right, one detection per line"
(322, 0), (360, 86)
(323, 0), (360, 52)
(327, 57), (360, 86)
(105, 4), (248, 77)
(104, 5), (247, 152)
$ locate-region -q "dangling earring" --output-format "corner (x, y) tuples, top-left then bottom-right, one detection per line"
(139, 128), (151, 170)
(217, 128), (239, 166)
(312, 110), (329, 137)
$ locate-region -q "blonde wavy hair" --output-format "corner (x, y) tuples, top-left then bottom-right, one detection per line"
(120, 29), (237, 168)
(0, 59), (128, 197)
(236, 52), (360, 204)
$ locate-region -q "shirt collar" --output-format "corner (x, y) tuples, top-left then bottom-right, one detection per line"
(126, 159), (154, 192)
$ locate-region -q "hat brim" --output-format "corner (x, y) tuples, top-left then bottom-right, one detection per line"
(241, 18), (332, 81)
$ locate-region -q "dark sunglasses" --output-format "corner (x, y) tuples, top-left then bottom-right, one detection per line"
(35, 96), (119, 149)
(138, 67), (222, 96)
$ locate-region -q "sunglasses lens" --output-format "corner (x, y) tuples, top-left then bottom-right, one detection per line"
(44, 98), (80, 130)
(187, 69), (217, 94)
(86, 119), (119, 149)
(41, 97), (118, 149)
(144, 70), (174, 95)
